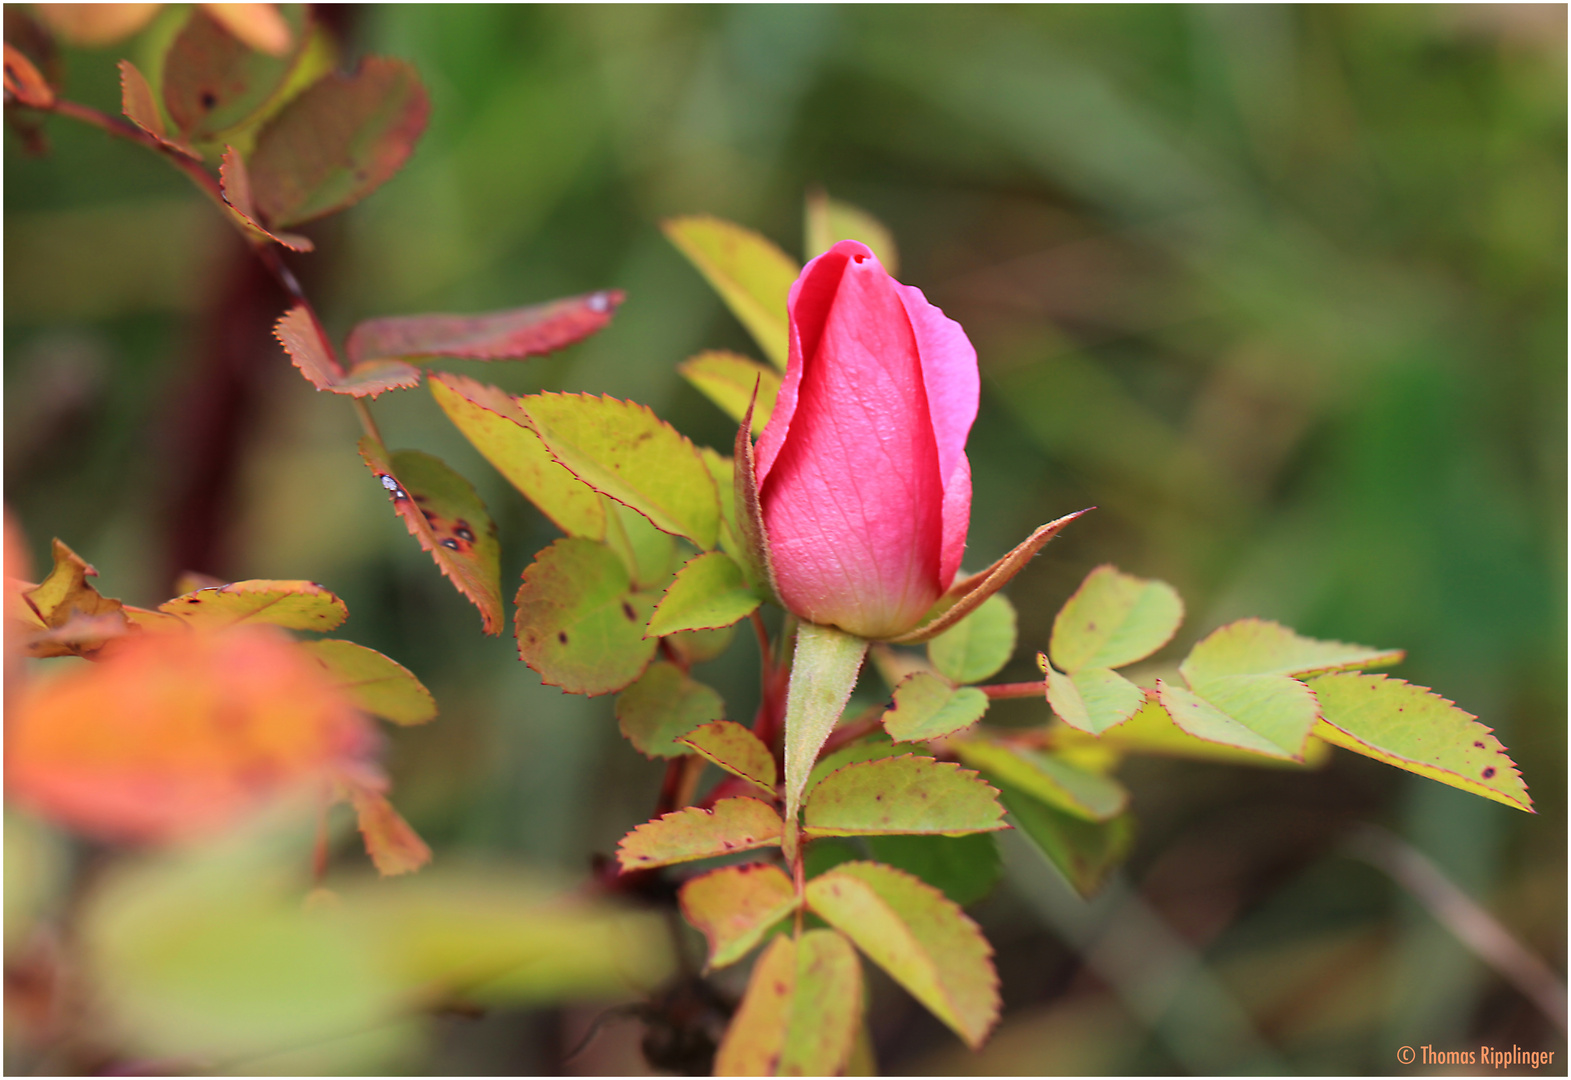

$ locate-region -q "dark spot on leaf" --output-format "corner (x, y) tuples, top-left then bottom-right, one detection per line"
(622, 601), (637, 621)
(454, 522), (475, 543)
(722, 841), (734, 850)
(1482, 767), (1496, 779)
(1474, 741), (1485, 749)
(557, 631), (568, 644)
(200, 90), (217, 109)
(440, 538), (461, 550)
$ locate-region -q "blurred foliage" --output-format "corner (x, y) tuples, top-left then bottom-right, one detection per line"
(6, 4), (1563, 1074)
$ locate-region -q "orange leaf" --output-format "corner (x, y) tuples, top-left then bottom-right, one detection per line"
(219, 146), (314, 251)
(6, 626), (376, 844)
(200, 2), (292, 56)
(32, 4), (160, 47)
(275, 305), (418, 398)
(3, 42), (53, 108)
(346, 784), (431, 876)
(118, 60), (201, 161)
(346, 291), (624, 364)
(615, 797), (783, 871)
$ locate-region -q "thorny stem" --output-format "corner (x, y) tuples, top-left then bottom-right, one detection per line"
(28, 94), (389, 447)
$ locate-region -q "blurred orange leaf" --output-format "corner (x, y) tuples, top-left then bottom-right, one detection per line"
(346, 291), (624, 365)
(3, 42), (53, 108)
(274, 305), (420, 397)
(32, 3), (160, 47)
(201, 2), (291, 56)
(346, 783), (431, 876)
(6, 625), (376, 844)
(219, 145), (313, 250)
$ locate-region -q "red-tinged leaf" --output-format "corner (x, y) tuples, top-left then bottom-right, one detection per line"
(3, 42), (52, 108)
(882, 671), (990, 743)
(249, 56), (430, 228)
(347, 291), (623, 364)
(275, 305), (418, 397)
(518, 538), (660, 696)
(646, 550), (760, 638)
(805, 861), (999, 1049)
(678, 862), (797, 970)
(1040, 655), (1146, 735)
(713, 930), (863, 1077)
(803, 755), (1007, 839)
(162, 4), (311, 142)
(678, 720), (777, 793)
(298, 639), (436, 726)
(31, 3), (160, 47)
(201, 2), (292, 56)
(20, 539), (129, 657)
(616, 661), (723, 757)
(360, 439), (504, 635)
(616, 797), (782, 871)
(118, 60), (200, 160)
(887, 509), (1092, 645)
(1308, 671), (1532, 813)
(6, 626), (376, 844)
(158, 579), (347, 632)
(220, 147), (314, 250)
(347, 784), (431, 876)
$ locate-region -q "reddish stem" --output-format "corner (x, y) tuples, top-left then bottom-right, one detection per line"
(979, 680), (1048, 700)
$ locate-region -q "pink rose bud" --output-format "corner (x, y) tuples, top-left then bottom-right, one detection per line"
(754, 240), (979, 639)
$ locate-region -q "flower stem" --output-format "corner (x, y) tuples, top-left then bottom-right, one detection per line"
(979, 680), (1047, 700)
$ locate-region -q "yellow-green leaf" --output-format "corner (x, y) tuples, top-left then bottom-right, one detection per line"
(678, 720), (777, 793)
(516, 538), (658, 697)
(782, 623), (868, 857)
(804, 189), (900, 273)
(429, 373), (604, 539)
(1157, 675), (1318, 761)
(662, 216), (799, 370)
(881, 672), (989, 743)
(518, 392), (720, 549)
(1309, 672), (1531, 812)
(1057, 698), (1332, 769)
(997, 779), (1135, 898)
(298, 639), (436, 726)
(21, 538), (129, 657)
(678, 863), (797, 970)
(804, 736), (905, 799)
(713, 930), (863, 1076)
(1041, 657), (1145, 735)
(679, 350), (782, 434)
(952, 739), (1127, 822)
(1050, 564), (1183, 673)
(803, 755), (1006, 838)
(616, 798), (782, 871)
(646, 551), (760, 638)
(159, 579), (347, 632)
(1179, 618), (1404, 684)
(614, 661), (724, 758)
(805, 861), (998, 1049)
(926, 593), (1016, 685)
(664, 624), (737, 667)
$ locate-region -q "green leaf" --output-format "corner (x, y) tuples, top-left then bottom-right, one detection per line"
(428, 373), (604, 539)
(298, 639), (436, 725)
(1179, 618), (1404, 683)
(678, 721), (777, 793)
(997, 779), (1136, 898)
(701, 449), (743, 563)
(782, 623), (869, 857)
(864, 834), (1001, 907)
(360, 441), (504, 635)
(679, 351), (782, 435)
(802, 837), (863, 880)
(250, 57), (430, 228)
(804, 736), (904, 798)
(662, 216), (799, 371)
(347, 291), (622, 363)
(161, 4), (311, 143)
(926, 593), (1017, 685)
(713, 930), (863, 1077)
(614, 662), (725, 758)
(881, 672), (989, 743)
(516, 538), (658, 697)
(517, 392), (720, 550)
(1308, 672), (1532, 813)
(158, 579), (347, 632)
(647, 551), (760, 638)
(1058, 698), (1332, 768)
(1050, 564), (1183, 673)
(678, 863), (797, 970)
(803, 755), (1006, 838)
(805, 861), (999, 1049)
(1157, 675), (1319, 761)
(953, 740), (1128, 822)
(616, 798), (782, 871)
(664, 624), (737, 667)
(1041, 658), (1146, 735)
(804, 189), (900, 273)
(600, 497), (677, 591)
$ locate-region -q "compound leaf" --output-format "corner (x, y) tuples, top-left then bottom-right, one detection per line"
(518, 392), (720, 550)
(998, 779), (1135, 898)
(881, 672), (989, 743)
(805, 861), (998, 1049)
(298, 639), (435, 725)
(360, 440), (504, 635)
(516, 538), (658, 696)
(678, 721), (776, 793)
(159, 579), (347, 633)
(678, 350), (781, 434)
(662, 216), (798, 370)
(615, 662), (724, 758)
(647, 551), (759, 638)
(678, 863), (797, 970)
(1050, 565), (1183, 673)
(1309, 672), (1531, 812)
(952, 740), (1127, 823)
(347, 291), (622, 364)
(250, 56), (429, 228)
(803, 755), (1006, 838)
(616, 797), (782, 871)
(714, 930), (862, 1076)
(1180, 618), (1404, 684)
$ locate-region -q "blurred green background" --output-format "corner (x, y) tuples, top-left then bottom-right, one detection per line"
(5, 4), (1564, 1074)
